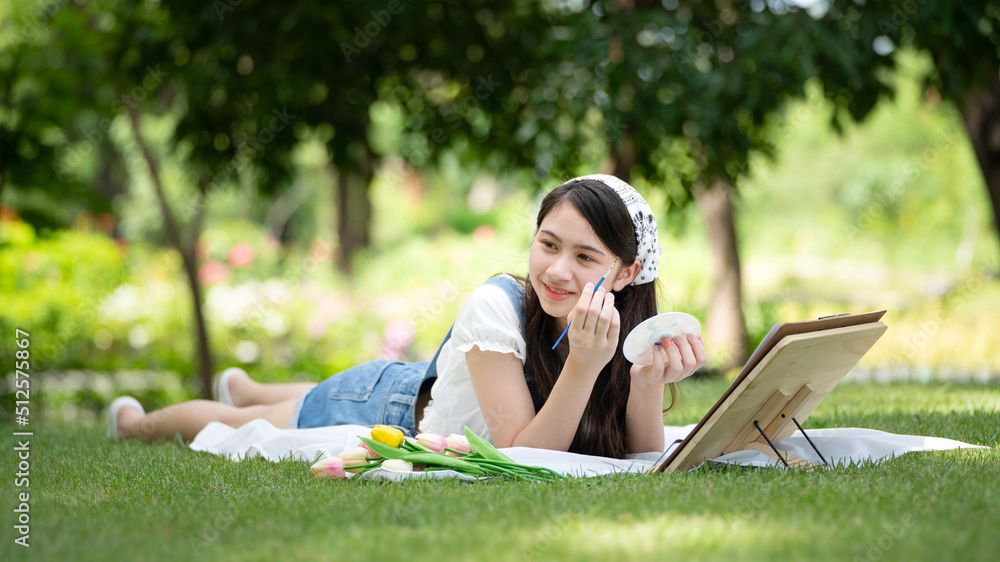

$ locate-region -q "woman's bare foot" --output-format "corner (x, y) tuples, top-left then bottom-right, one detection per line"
(107, 396), (146, 440)
(216, 368), (315, 407)
(224, 368), (252, 407)
(116, 404), (144, 437)
(215, 367), (252, 407)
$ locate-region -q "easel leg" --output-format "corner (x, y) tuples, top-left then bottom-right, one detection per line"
(792, 417), (829, 466)
(753, 420), (790, 468)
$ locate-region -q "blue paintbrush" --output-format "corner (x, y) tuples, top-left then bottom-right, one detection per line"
(551, 258), (618, 350)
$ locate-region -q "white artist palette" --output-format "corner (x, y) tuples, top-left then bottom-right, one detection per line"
(623, 312), (702, 365)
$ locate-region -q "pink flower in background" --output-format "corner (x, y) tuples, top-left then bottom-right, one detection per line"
(198, 261), (231, 285)
(306, 317), (329, 341)
(473, 224), (496, 247)
(195, 238), (209, 260)
(375, 320), (416, 361)
(307, 292), (353, 341)
(309, 240), (336, 262)
(319, 293), (350, 321)
(383, 320), (416, 350)
(374, 294), (408, 319)
(262, 234), (280, 257)
(227, 242), (255, 268)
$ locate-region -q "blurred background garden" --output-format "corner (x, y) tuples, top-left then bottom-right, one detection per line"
(2, 0), (999, 425)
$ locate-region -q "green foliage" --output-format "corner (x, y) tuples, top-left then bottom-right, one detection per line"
(4, 0), (998, 226)
(818, 0), (1000, 113)
(0, 0), (123, 228)
(0, 219), (126, 368)
(740, 50), (991, 267)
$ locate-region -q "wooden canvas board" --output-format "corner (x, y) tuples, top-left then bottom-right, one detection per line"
(657, 313), (887, 472)
(737, 310), (886, 381)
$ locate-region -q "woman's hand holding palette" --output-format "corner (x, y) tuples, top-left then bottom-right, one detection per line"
(623, 312), (702, 365)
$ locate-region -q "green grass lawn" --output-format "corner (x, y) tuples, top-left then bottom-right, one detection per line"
(4, 379), (998, 562)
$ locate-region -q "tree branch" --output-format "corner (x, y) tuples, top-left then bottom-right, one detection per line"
(125, 104), (215, 398)
(125, 105), (185, 255)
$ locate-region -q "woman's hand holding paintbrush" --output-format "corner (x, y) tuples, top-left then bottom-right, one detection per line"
(552, 258), (619, 353)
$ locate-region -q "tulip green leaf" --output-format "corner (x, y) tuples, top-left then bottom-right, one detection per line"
(402, 437), (433, 453)
(464, 427), (513, 463)
(400, 452), (486, 475)
(354, 430), (564, 482)
(358, 436), (408, 459)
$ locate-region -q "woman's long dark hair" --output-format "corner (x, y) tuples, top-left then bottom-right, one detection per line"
(522, 178), (677, 459)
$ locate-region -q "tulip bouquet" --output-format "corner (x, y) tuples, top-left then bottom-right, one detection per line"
(310, 426), (564, 482)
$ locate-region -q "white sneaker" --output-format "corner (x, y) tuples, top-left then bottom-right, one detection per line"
(107, 396), (144, 441)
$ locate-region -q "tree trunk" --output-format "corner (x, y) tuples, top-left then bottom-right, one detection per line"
(335, 170), (373, 275)
(177, 245), (214, 399)
(126, 106), (215, 398)
(958, 74), (1000, 258)
(695, 181), (748, 373)
(335, 145), (374, 275)
(610, 121), (637, 181)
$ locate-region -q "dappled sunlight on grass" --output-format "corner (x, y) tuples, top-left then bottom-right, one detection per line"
(525, 512), (820, 560)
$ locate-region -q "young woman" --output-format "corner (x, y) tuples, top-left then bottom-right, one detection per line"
(108, 174), (707, 457)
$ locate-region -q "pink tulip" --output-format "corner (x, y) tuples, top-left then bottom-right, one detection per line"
(415, 432), (447, 453)
(310, 456), (347, 480)
(337, 447), (371, 473)
(359, 442), (380, 458)
(445, 434), (473, 456)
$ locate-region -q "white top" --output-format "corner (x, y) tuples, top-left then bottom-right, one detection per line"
(417, 275), (526, 443)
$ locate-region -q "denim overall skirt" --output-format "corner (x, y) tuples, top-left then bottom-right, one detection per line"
(290, 275), (534, 437)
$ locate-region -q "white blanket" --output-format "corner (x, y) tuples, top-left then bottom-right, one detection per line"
(189, 420), (986, 480)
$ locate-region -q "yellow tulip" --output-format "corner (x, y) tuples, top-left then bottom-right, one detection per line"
(371, 425), (405, 448)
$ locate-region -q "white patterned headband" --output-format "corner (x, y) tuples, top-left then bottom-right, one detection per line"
(565, 174), (662, 286)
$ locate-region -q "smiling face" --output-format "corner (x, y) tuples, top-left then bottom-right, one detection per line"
(528, 201), (623, 327)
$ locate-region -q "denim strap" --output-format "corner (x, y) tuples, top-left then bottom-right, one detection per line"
(423, 275), (536, 398)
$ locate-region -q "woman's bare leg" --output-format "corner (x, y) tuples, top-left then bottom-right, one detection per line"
(224, 369), (317, 407)
(116, 399), (299, 442)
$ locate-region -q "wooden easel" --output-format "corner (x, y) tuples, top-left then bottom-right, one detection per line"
(656, 311), (888, 472)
